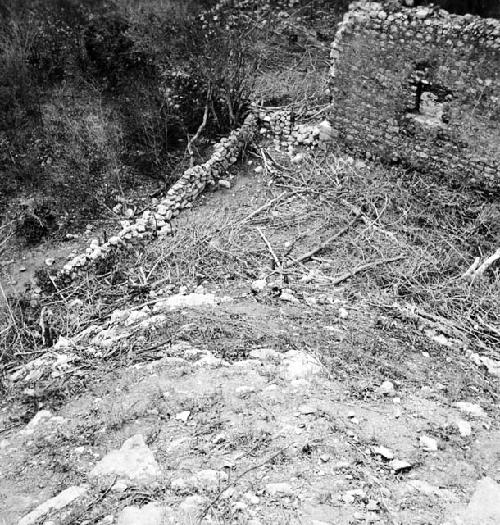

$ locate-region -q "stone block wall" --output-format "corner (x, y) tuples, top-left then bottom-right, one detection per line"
(329, 1), (500, 190)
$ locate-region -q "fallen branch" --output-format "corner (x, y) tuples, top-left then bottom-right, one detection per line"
(286, 215), (360, 267)
(476, 315), (500, 340)
(240, 192), (287, 224)
(329, 255), (404, 286)
(340, 198), (399, 243)
(199, 446), (289, 521)
(186, 86), (211, 168)
(462, 247), (500, 281)
(257, 227), (281, 269)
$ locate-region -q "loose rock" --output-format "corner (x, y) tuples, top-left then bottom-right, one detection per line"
(456, 420), (472, 437)
(419, 435), (438, 452)
(18, 485), (88, 525)
(117, 502), (168, 525)
(455, 477), (500, 524)
(89, 434), (161, 486)
(455, 402), (486, 417)
(266, 482), (294, 497)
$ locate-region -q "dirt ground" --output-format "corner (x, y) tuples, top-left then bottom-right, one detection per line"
(1, 154), (499, 524)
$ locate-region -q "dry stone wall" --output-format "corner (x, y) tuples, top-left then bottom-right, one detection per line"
(57, 114), (257, 283)
(257, 107), (322, 150)
(329, 1), (500, 190)
(50, 105), (327, 288)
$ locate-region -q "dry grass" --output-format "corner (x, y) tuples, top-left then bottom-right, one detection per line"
(4, 145), (498, 372)
(3, 146), (499, 368)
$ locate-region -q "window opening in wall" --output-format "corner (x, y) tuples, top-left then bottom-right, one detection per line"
(409, 68), (452, 127)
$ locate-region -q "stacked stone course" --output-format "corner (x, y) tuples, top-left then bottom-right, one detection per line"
(329, 1), (500, 189)
(57, 114), (257, 282)
(257, 107), (322, 149)
(48, 1), (500, 288)
(51, 104), (326, 287)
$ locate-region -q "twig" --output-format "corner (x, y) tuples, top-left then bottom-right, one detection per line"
(286, 215), (360, 267)
(462, 247), (500, 282)
(199, 446), (289, 521)
(240, 192), (287, 224)
(257, 227), (281, 269)
(48, 273), (67, 302)
(476, 315), (500, 339)
(328, 255), (405, 286)
(340, 198), (399, 243)
(462, 257), (481, 280)
(186, 86), (211, 168)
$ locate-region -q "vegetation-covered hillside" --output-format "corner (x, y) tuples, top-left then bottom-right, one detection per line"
(1, 0), (309, 242)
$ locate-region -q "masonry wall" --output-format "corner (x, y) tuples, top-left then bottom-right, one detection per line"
(330, 2), (500, 190)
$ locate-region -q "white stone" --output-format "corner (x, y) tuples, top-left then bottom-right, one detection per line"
(195, 469), (228, 490)
(390, 459), (412, 472)
(419, 435), (438, 451)
(377, 380), (395, 396)
(405, 480), (440, 495)
(455, 402), (486, 417)
(20, 410), (53, 435)
(280, 291), (298, 303)
(266, 482), (294, 496)
(90, 434), (161, 485)
(280, 350), (322, 381)
(456, 420), (472, 437)
(110, 309), (130, 324)
(18, 485), (88, 525)
(175, 411), (191, 423)
(372, 446), (394, 460)
(338, 307), (349, 319)
(235, 385), (256, 397)
(244, 492), (260, 505)
(124, 310), (150, 327)
(251, 279), (267, 293)
(152, 292), (229, 313)
(178, 495), (208, 515)
(456, 477), (500, 524)
(248, 348), (280, 361)
(195, 352), (226, 368)
(117, 502), (168, 525)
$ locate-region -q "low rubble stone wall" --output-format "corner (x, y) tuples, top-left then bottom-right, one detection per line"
(56, 114), (257, 283)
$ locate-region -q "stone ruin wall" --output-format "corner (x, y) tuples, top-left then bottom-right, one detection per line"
(49, 106), (328, 289)
(56, 115), (258, 284)
(45, 0), (500, 288)
(329, 1), (500, 190)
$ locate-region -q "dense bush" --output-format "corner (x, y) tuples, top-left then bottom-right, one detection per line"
(0, 0), (261, 241)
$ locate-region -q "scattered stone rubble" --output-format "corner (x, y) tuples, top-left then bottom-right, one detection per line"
(8, 289), (231, 387)
(11, 334), (500, 524)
